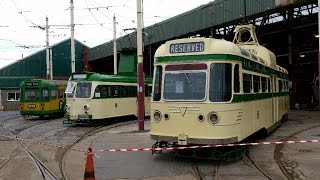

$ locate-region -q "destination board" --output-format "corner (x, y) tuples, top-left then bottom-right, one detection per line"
(26, 81), (39, 86)
(170, 42), (204, 53)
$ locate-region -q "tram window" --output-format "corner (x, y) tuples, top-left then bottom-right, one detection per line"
(253, 75), (260, 93)
(120, 86), (128, 97)
(243, 73), (252, 93)
(128, 86), (136, 97)
(278, 80), (283, 92)
(261, 77), (267, 92)
(268, 78), (271, 92)
(43, 88), (49, 101)
(152, 66), (162, 101)
(25, 89), (39, 101)
(112, 86), (120, 97)
(209, 63), (232, 102)
(164, 72), (206, 100)
(75, 82), (92, 98)
(145, 85), (152, 96)
(51, 90), (57, 99)
(234, 64), (240, 93)
(58, 90), (64, 98)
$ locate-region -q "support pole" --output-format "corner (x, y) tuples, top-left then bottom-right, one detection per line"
(113, 14), (117, 75)
(137, 0), (145, 131)
(70, 0), (75, 73)
(318, 0), (320, 110)
(288, 33), (293, 64)
(46, 16), (50, 79)
(50, 48), (53, 80)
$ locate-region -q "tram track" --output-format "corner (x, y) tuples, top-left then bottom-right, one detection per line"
(60, 119), (138, 180)
(241, 113), (320, 180)
(274, 123), (320, 180)
(244, 149), (273, 180)
(0, 122), (60, 179)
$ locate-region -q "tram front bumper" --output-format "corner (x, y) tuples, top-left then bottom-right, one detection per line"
(150, 134), (238, 145)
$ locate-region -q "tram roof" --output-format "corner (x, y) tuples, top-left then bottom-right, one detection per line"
(72, 73), (153, 84)
(20, 79), (68, 88)
(154, 38), (274, 66)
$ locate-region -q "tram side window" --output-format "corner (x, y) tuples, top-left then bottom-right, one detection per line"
(112, 86), (120, 97)
(152, 66), (163, 101)
(51, 90), (57, 99)
(234, 64), (240, 93)
(120, 86), (128, 97)
(145, 85), (152, 96)
(261, 77), (267, 92)
(243, 73), (252, 93)
(58, 90), (64, 98)
(43, 88), (49, 101)
(278, 80), (283, 92)
(128, 86), (136, 97)
(253, 75), (260, 93)
(209, 63), (232, 102)
(268, 78), (271, 92)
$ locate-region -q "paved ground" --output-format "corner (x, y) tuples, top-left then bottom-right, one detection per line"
(64, 110), (320, 180)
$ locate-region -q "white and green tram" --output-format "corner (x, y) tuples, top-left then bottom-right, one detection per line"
(150, 25), (289, 146)
(64, 72), (152, 124)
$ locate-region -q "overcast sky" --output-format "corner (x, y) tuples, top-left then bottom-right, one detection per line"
(0, 0), (214, 69)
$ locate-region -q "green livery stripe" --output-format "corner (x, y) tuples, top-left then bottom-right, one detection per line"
(155, 54), (288, 79)
(232, 92), (289, 103)
(20, 109), (63, 116)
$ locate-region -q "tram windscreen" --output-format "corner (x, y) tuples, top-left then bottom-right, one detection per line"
(75, 82), (92, 98)
(163, 72), (206, 100)
(24, 89), (39, 101)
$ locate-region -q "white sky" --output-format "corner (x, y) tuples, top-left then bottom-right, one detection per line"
(0, 0), (214, 69)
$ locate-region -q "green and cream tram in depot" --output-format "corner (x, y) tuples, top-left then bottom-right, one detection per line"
(150, 25), (289, 147)
(64, 72), (152, 124)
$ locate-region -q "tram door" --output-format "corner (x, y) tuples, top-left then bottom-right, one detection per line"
(271, 75), (278, 123)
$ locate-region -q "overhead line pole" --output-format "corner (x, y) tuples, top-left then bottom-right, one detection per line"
(113, 14), (117, 75)
(137, 0), (145, 131)
(70, 0), (76, 73)
(46, 16), (50, 80)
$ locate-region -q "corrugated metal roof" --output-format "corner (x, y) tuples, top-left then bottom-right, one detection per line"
(0, 39), (89, 79)
(89, 0), (278, 61)
(0, 76), (34, 88)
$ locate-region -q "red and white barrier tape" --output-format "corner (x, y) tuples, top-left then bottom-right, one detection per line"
(96, 140), (320, 152)
(0, 134), (86, 153)
(1, 134), (319, 153)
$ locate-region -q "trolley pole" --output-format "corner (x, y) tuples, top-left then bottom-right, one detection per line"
(137, 0), (145, 131)
(113, 14), (118, 75)
(70, 0), (76, 73)
(46, 16), (50, 79)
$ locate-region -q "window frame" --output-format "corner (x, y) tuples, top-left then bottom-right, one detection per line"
(7, 92), (20, 102)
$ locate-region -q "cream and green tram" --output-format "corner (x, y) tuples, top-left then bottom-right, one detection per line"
(64, 72), (152, 124)
(150, 26), (289, 146)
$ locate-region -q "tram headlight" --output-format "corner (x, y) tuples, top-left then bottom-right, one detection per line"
(153, 111), (162, 121)
(84, 105), (89, 110)
(208, 112), (219, 125)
